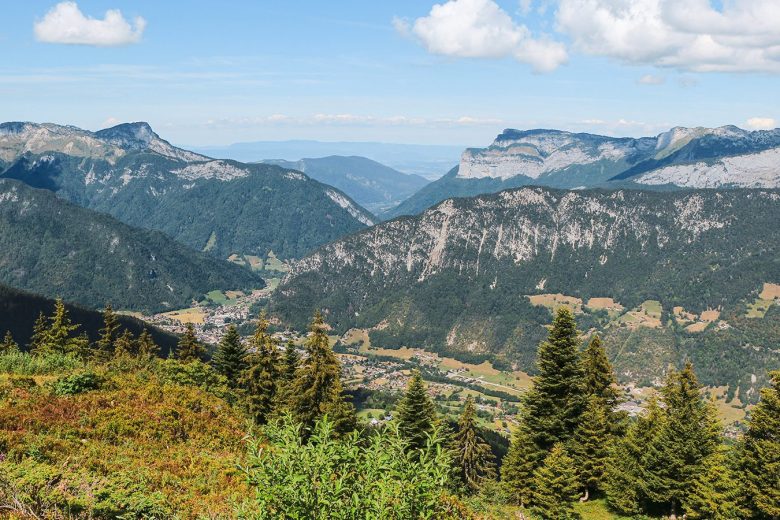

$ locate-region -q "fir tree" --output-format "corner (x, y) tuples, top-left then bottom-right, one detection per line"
(643, 362), (721, 518)
(289, 312), (355, 434)
(212, 324), (248, 385)
(136, 328), (159, 358)
(1, 331), (19, 353)
(501, 421), (537, 506)
(395, 369), (437, 453)
(684, 445), (745, 520)
(113, 329), (135, 357)
(741, 370), (780, 519)
(531, 444), (581, 520)
(96, 305), (120, 358)
(176, 323), (206, 362)
(570, 395), (611, 500)
(603, 395), (665, 516)
(243, 314), (280, 424)
(28, 312), (48, 353)
(453, 396), (496, 493)
(581, 335), (620, 408)
(46, 299), (81, 354)
(273, 340), (300, 411)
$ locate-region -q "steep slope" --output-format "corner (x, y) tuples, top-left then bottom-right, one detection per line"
(0, 122), (375, 259)
(0, 284), (179, 354)
(273, 187), (780, 390)
(262, 156), (428, 214)
(385, 126), (780, 218)
(0, 179), (261, 313)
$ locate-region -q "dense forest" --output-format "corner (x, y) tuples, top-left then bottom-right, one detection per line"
(1, 304), (777, 519)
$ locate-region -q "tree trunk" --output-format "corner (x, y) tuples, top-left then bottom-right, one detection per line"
(579, 487), (589, 502)
(669, 500), (677, 520)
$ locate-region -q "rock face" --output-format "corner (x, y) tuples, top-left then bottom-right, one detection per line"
(0, 122), (375, 259)
(385, 125), (780, 218)
(274, 187), (780, 387)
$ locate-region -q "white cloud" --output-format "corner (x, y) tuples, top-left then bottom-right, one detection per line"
(637, 74), (665, 85)
(745, 117), (777, 130)
(102, 116), (120, 127)
(34, 2), (146, 46)
(400, 0), (567, 72)
(556, 0), (780, 73)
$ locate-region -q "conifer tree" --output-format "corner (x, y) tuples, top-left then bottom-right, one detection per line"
(684, 445), (744, 520)
(571, 395), (611, 500)
(741, 370), (780, 519)
(603, 395), (664, 516)
(136, 328), (159, 358)
(395, 369), (437, 453)
(96, 305), (120, 358)
(531, 444), (581, 520)
(289, 312), (355, 434)
(453, 396), (496, 492)
(273, 340), (300, 411)
(581, 335), (620, 408)
(28, 312), (48, 353)
(212, 324), (248, 385)
(643, 362), (721, 518)
(176, 323), (206, 362)
(501, 421), (537, 506)
(46, 299), (81, 354)
(1, 331), (19, 353)
(243, 314), (281, 424)
(113, 329), (135, 357)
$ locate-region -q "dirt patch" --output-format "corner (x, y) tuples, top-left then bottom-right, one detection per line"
(586, 297), (624, 312)
(700, 309), (720, 322)
(759, 283), (780, 300)
(527, 293), (583, 313)
(161, 307), (207, 324)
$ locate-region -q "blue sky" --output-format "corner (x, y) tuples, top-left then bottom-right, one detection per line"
(2, 0), (779, 146)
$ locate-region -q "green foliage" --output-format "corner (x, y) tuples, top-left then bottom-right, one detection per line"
(684, 446), (745, 520)
(501, 423), (537, 506)
(581, 335), (620, 409)
(135, 328), (159, 358)
(395, 369), (438, 454)
(740, 370), (780, 518)
(96, 304), (120, 359)
(453, 397), (496, 493)
(175, 323), (207, 362)
(212, 324), (248, 386)
(243, 313), (279, 424)
(237, 416), (464, 519)
(0, 330), (19, 354)
(0, 350), (82, 375)
(531, 443), (581, 520)
(570, 396), (611, 498)
(52, 372), (103, 396)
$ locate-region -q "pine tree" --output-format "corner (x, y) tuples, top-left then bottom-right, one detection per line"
(113, 329), (135, 357)
(643, 362), (721, 518)
(581, 335), (620, 408)
(289, 312), (355, 434)
(274, 340), (300, 411)
(453, 396), (496, 492)
(684, 445), (744, 520)
(243, 314), (280, 424)
(531, 444), (581, 520)
(136, 328), (159, 358)
(212, 324), (248, 385)
(501, 421), (537, 506)
(603, 395), (665, 516)
(571, 395), (611, 500)
(1, 331), (19, 354)
(741, 370), (780, 519)
(47, 299), (82, 354)
(176, 323), (206, 362)
(395, 369), (437, 453)
(28, 312), (48, 353)
(96, 305), (120, 358)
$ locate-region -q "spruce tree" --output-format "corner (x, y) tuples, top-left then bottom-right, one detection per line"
(531, 443), (581, 520)
(453, 396), (496, 492)
(28, 312), (48, 353)
(571, 395), (610, 500)
(212, 324), (248, 385)
(581, 335), (620, 408)
(684, 445), (744, 520)
(273, 340), (300, 411)
(603, 395), (665, 516)
(395, 369), (437, 453)
(96, 305), (120, 358)
(501, 421), (537, 506)
(176, 323), (206, 362)
(289, 312), (355, 434)
(47, 299), (81, 354)
(1, 331), (19, 354)
(243, 314), (280, 424)
(643, 362), (721, 518)
(113, 329), (135, 357)
(741, 370), (780, 519)
(136, 328), (159, 358)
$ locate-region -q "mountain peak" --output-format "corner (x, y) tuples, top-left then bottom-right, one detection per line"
(95, 122), (159, 146)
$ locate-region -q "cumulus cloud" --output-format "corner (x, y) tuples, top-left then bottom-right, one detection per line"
(399, 0), (567, 72)
(34, 1), (146, 46)
(745, 117), (777, 130)
(556, 0), (780, 73)
(637, 74), (665, 85)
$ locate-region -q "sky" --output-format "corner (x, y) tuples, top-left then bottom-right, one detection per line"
(1, 0), (779, 147)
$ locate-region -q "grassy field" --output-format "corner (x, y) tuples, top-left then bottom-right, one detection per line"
(160, 307), (207, 324)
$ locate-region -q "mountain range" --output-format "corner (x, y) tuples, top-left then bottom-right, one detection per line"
(272, 186), (780, 394)
(0, 178), (260, 312)
(0, 122), (374, 260)
(262, 156), (428, 214)
(384, 125), (780, 218)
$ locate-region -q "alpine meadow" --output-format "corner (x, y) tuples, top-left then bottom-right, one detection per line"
(1, 1), (779, 519)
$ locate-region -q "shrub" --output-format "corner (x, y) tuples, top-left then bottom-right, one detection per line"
(0, 351), (82, 376)
(52, 372), (103, 396)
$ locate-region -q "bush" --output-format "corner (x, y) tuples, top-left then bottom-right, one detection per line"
(0, 351), (82, 375)
(52, 372), (103, 396)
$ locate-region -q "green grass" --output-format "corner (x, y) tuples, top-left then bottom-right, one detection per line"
(264, 252), (290, 272)
(205, 290), (228, 305)
(573, 499), (637, 519)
